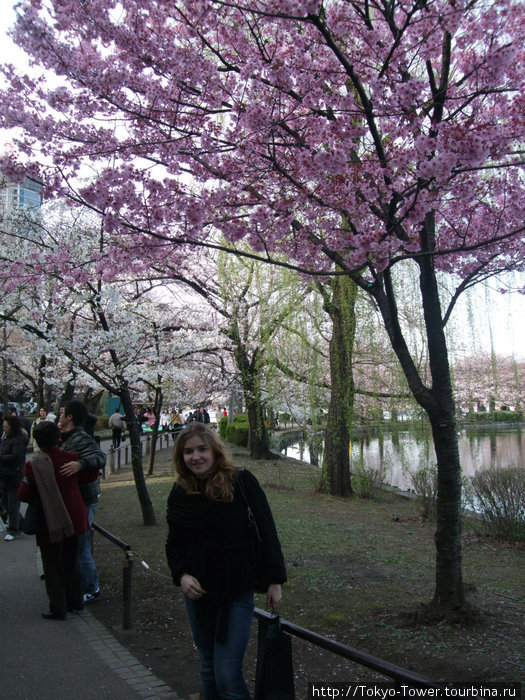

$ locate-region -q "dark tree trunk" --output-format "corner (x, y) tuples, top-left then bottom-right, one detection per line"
(147, 387), (163, 475)
(367, 214), (465, 610)
(429, 417), (464, 608)
(120, 387), (156, 526)
(2, 323), (9, 414)
(36, 354), (46, 409)
(246, 392), (273, 459)
(83, 388), (104, 414)
(321, 275), (358, 497)
(231, 332), (273, 460)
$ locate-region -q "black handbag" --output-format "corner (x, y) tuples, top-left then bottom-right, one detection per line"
(254, 615), (296, 700)
(237, 470), (268, 593)
(22, 498), (41, 535)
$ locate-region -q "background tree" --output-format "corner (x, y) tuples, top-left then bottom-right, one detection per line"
(0, 202), (215, 524)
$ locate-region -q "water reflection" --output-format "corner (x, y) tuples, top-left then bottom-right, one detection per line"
(279, 425), (524, 491)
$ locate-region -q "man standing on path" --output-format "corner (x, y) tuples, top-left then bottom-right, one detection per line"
(108, 408), (126, 449)
(58, 399), (106, 604)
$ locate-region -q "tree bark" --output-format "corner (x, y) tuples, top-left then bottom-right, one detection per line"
(321, 275), (358, 497)
(246, 395), (272, 459)
(120, 386), (156, 526)
(367, 215), (465, 609)
(147, 386), (163, 475)
(36, 354), (47, 409)
(230, 327), (273, 459)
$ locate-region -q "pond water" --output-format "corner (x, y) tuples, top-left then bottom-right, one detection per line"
(278, 424), (525, 491)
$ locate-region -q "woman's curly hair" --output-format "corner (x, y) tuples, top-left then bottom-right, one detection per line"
(172, 422), (235, 502)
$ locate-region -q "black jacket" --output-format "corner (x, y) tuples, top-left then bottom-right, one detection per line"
(166, 469), (286, 601)
(60, 426), (106, 505)
(0, 432), (29, 487)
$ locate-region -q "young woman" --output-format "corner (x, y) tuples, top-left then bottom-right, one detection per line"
(166, 423), (286, 700)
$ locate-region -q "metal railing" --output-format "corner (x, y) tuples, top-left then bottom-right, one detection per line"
(253, 608), (439, 689)
(92, 522), (134, 630)
(90, 520), (438, 688)
(106, 431), (175, 472)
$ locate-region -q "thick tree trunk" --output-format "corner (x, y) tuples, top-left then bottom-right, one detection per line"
(380, 289), (465, 608)
(120, 388), (156, 526)
(367, 215), (466, 610)
(232, 337), (273, 459)
(246, 394), (273, 459)
(429, 416), (465, 608)
(321, 275), (357, 497)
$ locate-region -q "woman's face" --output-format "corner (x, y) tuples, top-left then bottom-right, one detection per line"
(182, 435), (215, 478)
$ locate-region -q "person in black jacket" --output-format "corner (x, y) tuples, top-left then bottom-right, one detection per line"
(0, 416), (29, 540)
(166, 423), (286, 700)
(58, 400), (106, 603)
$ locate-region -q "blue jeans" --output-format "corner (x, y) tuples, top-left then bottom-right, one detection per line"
(78, 503), (99, 594)
(184, 591), (254, 700)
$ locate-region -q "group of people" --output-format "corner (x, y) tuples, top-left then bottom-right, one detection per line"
(3, 399), (286, 698)
(0, 400), (104, 619)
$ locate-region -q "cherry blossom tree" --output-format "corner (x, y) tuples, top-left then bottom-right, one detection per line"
(2, 0), (524, 612)
(0, 201), (221, 524)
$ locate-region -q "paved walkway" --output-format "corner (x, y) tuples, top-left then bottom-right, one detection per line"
(0, 531), (181, 700)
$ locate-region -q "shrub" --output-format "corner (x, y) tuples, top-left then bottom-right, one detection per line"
(279, 412), (292, 428)
(225, 413), (249, 447)
(466, 466), (525, 541)
(97, 415), (110, 431)
(406, 464), (438, 520)
(465, 410), (523, 423)
(352, 460), (385, 500)
(218, 416), (228, 438)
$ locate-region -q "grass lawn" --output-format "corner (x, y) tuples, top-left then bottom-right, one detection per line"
(89, 442), (525, 699)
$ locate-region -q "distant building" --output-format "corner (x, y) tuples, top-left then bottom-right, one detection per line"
(0, 174), (43, 214)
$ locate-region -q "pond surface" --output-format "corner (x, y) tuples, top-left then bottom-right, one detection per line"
(278, 424), (525, 491)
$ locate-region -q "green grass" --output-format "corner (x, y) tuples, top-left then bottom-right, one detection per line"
(91, 444), (525, 697)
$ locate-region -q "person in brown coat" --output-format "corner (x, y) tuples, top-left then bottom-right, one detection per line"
(17, 421), (96, 620)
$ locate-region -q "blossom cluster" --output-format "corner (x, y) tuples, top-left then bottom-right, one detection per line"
(0, 0), (523, 282)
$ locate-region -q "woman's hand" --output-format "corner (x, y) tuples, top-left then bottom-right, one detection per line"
(266, 583), (282, 612)
(181, 574), (207, 600)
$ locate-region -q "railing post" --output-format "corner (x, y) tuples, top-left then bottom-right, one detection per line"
(122, 551), (133, 630)
(92, 523), (134, 632)
(108, 448), (116, 475)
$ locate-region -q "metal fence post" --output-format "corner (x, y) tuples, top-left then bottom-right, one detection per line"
(122, 551), (133, 630)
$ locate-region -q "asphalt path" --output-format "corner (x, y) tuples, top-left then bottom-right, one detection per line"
(0, 532), (179, 700)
